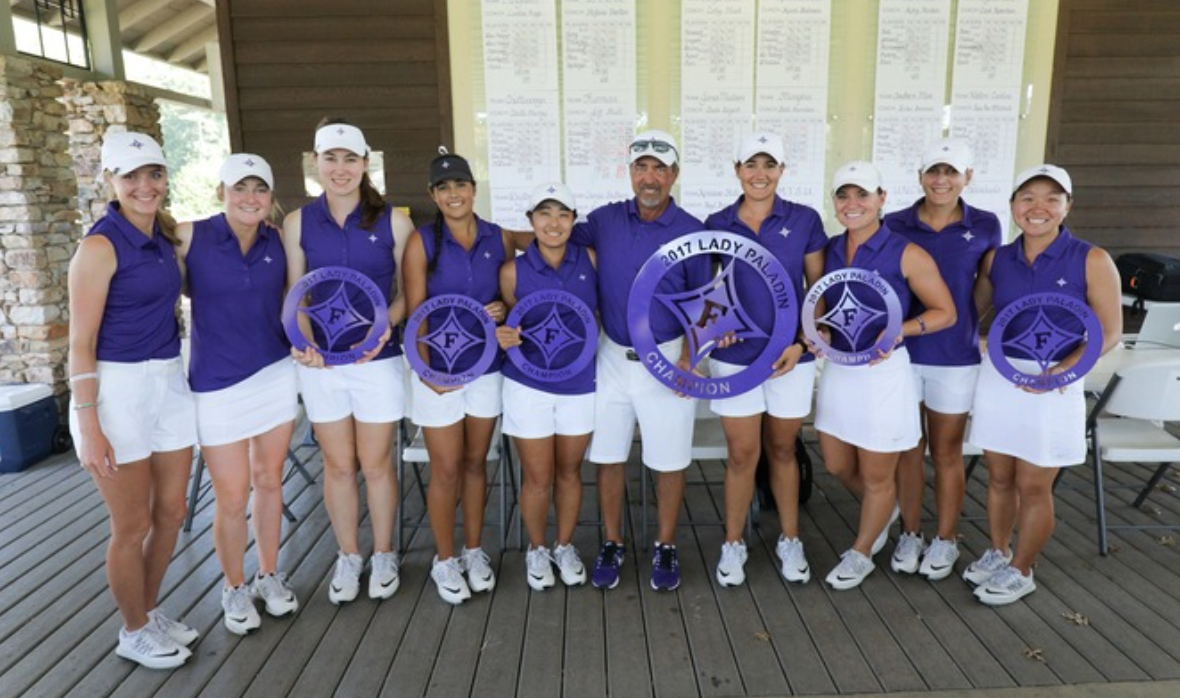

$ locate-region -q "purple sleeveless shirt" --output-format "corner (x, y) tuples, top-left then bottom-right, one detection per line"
(822, 222), (913, 354)
(502, 242), (598, 395)
(704, 195), (827, 366)
(87, 202), (181, 362)
(186, 214), (290, 392)
(989, 227), (1091, 362)
(885, 199), (1002, 366)
(299, 196), (400, 360)
(417, 215), (506, 373)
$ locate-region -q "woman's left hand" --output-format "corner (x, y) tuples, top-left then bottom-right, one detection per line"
(485, 301), (507, 324)
(355, 326), (392, 365)
(868, 331), (903, 366)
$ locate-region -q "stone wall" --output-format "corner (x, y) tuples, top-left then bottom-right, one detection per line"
(0, 56), (75, 391)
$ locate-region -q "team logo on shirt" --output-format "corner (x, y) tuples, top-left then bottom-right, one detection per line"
(403, 294), (498, 386)
(282, 266), (390, 365)
(505, 290), (597, 383)
(986, 292), (1103, 390)
(800, 269), (903, 366)
(627, 230), (798, 399)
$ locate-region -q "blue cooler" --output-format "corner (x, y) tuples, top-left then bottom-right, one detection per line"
(0, 383), (57, 473)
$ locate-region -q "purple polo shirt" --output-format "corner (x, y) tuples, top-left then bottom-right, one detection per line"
(885, 199), (1001, 366)
(186, 214), (290, 392)
(502, 242), (598, 395)
(571, 198), (710, 346)
(87, 202), (181, 362)
(989, 227), (1091, 362)
(822, 222), (913, 354)
(417, 215), (507, 373)
(299, 196), (400, 360)
(704, 195), (828, 366)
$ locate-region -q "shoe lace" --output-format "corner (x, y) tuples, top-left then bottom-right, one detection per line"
(436, 557), (464, 584)
(528, 548), (552, 571)
(225, 585), (254, 613)
(373, 553), (399, 576)
(978, 548), (1007, 570)
(334, 554), (361, 582)
(129, 627), (173, 655)
(596, 542), (620, 567)
(464, 548), (491, 572)
(656, 545), (678, 571)
(720, 544), (742, 567)
(554, 545), (578, 567)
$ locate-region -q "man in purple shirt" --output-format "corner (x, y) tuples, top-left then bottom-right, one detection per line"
(572, 129), (709, 592)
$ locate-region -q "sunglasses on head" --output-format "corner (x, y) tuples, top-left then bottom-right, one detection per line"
(630, 139), (677, 156)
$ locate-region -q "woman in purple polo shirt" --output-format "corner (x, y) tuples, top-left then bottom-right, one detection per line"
(704, 133), (827, 588)
(965, 165), (1121, 605)
(495, 182), (598, 591)
(883, 139), (1002, 582)
(177, 154), (299, 635)
(284, 119), (415, 605)
(403, 149), (531, 604)
(68, 132), (198, 669)
(813, 161), (956, 591)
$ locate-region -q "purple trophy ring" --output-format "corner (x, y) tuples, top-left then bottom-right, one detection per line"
(282, 266), (390, 366)
(505, 290), (597, 383)
(626, 230), (798, 399)
(403, 293), (499, 387)
(986, 292), (1103, 390)
(801, 268), (903, 367)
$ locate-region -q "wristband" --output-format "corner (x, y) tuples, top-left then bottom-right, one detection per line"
(69, 372), (98, 384)
(72, 402), (97, 411)
(916, 316), (927, 336)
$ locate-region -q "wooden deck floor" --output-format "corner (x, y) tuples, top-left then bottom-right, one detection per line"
(3, 430), (1180, 698)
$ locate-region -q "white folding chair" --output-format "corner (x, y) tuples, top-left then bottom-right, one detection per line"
(1088, 359), (1180, 554)
(396, 419), (516, 553)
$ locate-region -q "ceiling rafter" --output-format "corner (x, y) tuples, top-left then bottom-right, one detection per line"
(134, 5), (213, 52)
(167, 24), (217, 64)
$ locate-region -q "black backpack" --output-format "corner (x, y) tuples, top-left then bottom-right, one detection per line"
(1116, 252), (1180, 312)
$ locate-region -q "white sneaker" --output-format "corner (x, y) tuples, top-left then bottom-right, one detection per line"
(826, 549), (875, 590)
(919, 537), (960, 581)
(369, 552), (401, 600)
(526, 547), (555, 591)
(775, 536), (811, 584)
(716, 541), (748, 587)
(974, 565), (1036, 606)
(432, 556), (472, 605)
(891, 532), (927, 574)
(461, 546), (496, 593)
(221, 584), (261, 635)
(253, 572), (299, 616)
(116, 625), (191, 670)
(328, 551), (364, 605)
(553, 543), (587, 586)
(962, 548), (1013, 586)
(870, 505), (901, 557)
(148, 609), (199, 647)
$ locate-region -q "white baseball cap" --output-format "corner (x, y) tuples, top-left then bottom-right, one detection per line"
(314, 123), (369, 157)
(101, 131), (167, 176)
(629, 129), (679, 166)
(831, 160), (883, 195)
(1012, 164), (1073, 196)
(921, 138), (973, 173)
(219, 153), (274, 189)
(735, 132), (785, 164)
(527, 181), (577, 213)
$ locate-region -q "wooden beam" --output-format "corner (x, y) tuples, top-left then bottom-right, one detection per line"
(134, 6), (213, 52)
(167, 25), (217, 64)
(118, 0), (169, 31)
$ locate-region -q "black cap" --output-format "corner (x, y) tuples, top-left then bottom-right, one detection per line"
(429, 148), (474, 187)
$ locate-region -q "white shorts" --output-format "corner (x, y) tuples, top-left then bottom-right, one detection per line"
(501, 378), (594, 439)
(410, 371), (502, 428)
(708, 358), (816, 419)
(194, 359), (298, 447)
(815, 348), (921, 453)
(967, 358), (1086, 467)
(586, 336), (695, 472)
(297, 356), (406, 424)
(911, 363), (979, 415)
(70, 357), (197, 465)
